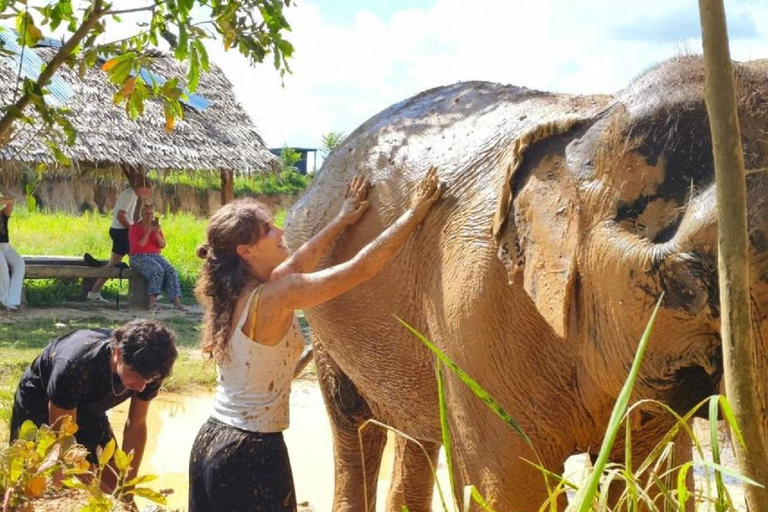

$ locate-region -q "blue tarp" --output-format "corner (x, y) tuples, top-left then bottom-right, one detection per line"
(0, 31), (74, 107)
(2, 32), (212, 112)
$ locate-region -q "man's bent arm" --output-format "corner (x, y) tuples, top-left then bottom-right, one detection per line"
(49, 401), (77, 429)
(122, 397), (150, 481)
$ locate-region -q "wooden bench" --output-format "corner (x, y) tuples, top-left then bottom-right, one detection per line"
(22, 256), (150, 309)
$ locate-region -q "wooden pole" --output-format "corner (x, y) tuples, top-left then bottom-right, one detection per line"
(221, 169), (234, 204)
(698, 1), (768, 509)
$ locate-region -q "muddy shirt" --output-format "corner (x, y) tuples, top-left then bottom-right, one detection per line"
(212, 286), (305, 433)
(13, 329), (160, 426)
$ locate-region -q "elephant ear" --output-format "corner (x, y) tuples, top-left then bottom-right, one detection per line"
(492, 119), (584, 339)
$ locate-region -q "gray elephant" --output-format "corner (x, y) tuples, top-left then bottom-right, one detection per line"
(284, 56), (768, 511)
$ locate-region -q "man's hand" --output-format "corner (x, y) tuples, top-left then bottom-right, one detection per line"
(337, 175), (371, 226)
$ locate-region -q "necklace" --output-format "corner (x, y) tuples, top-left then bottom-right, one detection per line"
(110, 373), (128, 397)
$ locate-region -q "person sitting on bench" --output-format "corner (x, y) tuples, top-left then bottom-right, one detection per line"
(0, 194), (24, 311)
(129, 203), (186, 311)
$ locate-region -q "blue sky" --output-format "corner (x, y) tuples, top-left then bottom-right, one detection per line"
(204, 0), (768, 159)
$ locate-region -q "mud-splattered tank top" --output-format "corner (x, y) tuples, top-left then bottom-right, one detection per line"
(211, 285), (304, 432)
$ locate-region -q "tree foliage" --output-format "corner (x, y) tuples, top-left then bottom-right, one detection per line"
(320, 130), (345, 158)
(0, 0), (294, 163)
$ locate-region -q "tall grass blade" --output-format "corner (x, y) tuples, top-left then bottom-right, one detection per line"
(396, 317), (533, 448)
(570, 295), (664, 512)
(709, 396), (727, 511)
(436, 362), (459, 512)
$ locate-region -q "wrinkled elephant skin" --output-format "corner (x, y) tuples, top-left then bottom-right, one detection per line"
(284, 56), (768, 512)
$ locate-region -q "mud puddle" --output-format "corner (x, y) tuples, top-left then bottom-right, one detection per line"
(110, 380), (451, 512)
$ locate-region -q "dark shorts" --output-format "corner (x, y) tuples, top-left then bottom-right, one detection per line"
(10, 400), (115, 465)
(189, 417), (297, 512)
(109, 227), (130, 256)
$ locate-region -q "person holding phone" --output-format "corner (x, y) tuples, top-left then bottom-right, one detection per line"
(128, 204), (186, 312)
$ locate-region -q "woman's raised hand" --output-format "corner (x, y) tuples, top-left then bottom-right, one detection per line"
(338, 175), (371, 226)
(410, 166), (441, 219)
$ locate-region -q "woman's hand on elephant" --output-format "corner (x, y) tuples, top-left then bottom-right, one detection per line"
(410, 166), (441, 219)
(337, 175), (371, 226)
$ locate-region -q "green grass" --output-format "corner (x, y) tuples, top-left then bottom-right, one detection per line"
(148, 168), (311, 196)
(12, 207), (286, 305)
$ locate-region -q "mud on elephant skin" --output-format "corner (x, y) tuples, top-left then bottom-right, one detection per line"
(284, 55), (768, 512)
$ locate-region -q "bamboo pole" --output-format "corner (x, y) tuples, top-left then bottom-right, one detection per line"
(698, 1), (768, 509)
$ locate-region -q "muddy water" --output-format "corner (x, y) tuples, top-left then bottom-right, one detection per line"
(110, 380), (451, 512)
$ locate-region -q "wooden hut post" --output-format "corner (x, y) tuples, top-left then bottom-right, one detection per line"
(698, 0), (768, 508)
(221, 169), (234, 204)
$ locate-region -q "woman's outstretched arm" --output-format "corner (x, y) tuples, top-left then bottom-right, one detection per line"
(271, 176), (370, 280)
(246, 168), (441, 345)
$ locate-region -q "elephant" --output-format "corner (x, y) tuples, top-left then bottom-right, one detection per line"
(284, 55), (768, 512)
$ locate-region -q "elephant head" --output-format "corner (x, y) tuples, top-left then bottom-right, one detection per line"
(495, 56), (768, 421)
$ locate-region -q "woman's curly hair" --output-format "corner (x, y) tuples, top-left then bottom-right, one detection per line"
(196, 199), (269, 363)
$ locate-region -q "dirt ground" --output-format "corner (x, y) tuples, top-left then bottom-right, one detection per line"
(0, 300), (204, 324)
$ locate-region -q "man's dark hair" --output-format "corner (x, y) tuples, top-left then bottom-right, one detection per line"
(111, 319), (178, 381)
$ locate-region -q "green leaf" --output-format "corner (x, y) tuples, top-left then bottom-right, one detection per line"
(175, 24), (188, 60)
(113, 447), (130, 473)
(195, 39), (209, 71)
(188, 47), (200, 92)
(127, 486), (167, 505)
(124, 474), (158, 487)
(97, 438), (116, 467)
(19, 419), (38, 441)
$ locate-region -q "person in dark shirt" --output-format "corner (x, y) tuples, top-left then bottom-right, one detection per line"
(10, 319), (178, 489)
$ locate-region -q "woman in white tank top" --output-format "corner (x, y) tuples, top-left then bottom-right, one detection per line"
(189, 169), (442, 512)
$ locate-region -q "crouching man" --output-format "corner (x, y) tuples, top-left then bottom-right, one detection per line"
(10, 319), (178, 489)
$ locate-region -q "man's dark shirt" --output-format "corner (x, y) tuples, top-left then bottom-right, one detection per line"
(13, 329), (161, 428)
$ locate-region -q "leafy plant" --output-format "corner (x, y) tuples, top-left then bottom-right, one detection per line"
(1, 416), (165, 512)
(0, 0), (294, 160)
(320, 131), (346, 159)
(66, 437), (166, 512)
(1, 416), (85, 511)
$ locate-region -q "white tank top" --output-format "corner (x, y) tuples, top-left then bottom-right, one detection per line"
(211, 285), (305, 432)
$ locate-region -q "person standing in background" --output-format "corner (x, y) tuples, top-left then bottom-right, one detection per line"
(87, 177), (153, 303)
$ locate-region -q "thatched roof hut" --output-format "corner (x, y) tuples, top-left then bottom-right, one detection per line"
(0, 35), (277, 190)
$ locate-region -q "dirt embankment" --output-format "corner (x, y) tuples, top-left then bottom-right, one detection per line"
(2, 178), (299, 216)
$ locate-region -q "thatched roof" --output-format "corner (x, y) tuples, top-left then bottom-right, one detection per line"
(0, 38), (278, 177)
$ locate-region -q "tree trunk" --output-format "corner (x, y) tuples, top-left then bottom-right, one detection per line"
(0, 0), (105, 143)
(698, 1), (768, 509)
(221, 169), (235, 204)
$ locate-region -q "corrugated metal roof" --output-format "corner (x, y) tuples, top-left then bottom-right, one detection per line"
(0, 31), (73, 106)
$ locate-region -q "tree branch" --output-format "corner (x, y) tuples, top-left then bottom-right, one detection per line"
(105, 5), (155, 16)
(0, 0), (108, 143)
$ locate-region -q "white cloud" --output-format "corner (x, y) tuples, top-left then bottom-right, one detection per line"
(206, 0), (768, 151)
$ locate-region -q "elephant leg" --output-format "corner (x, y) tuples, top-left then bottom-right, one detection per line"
(315, 341), (387, 512)
(385, 437), (441, 512)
